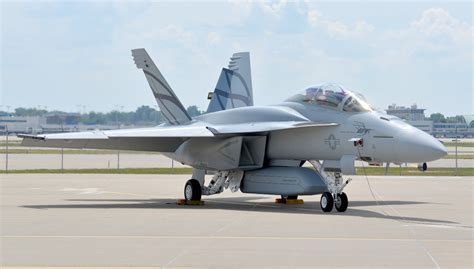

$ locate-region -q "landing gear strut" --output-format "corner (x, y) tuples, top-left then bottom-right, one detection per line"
(184, 169), (244, 201)
(309, 160), (351, 213)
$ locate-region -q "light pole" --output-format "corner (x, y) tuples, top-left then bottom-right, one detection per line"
(5, 125), (8, 174)
(117, 148), (120, 170)
(452, 126), (459, 177)
(115, 105), (124, 170)
(61, 117), (65, 172)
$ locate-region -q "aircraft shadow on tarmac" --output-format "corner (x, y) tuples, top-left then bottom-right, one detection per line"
(21, 196), (458, 226)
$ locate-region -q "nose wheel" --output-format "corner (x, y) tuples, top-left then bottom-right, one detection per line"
(320, 192), (334, 212)
(320, 192), (349, 212)
(334, 192), (348, 212)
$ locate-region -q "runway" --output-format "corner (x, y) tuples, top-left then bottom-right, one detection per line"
(1, 174), (472, 268)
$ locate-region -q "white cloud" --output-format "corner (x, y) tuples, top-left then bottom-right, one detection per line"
(307, 9), (375, 39)
(2, 2), (471, 115)
(207, 32), (221, 45)
(258, 0), (288, 16)
(307, 9), (321, 27)
(324, 20), (349, 38)
(158, 24), (197, 49)
(371, 7), (473, 58)
(228, 0), (253, 15)
(411, 8), (473, 43)
(354, 20), (375, 35)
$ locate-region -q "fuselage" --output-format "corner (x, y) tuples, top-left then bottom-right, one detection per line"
(194, 84), (447, 164)
(269, 102), (447, 163)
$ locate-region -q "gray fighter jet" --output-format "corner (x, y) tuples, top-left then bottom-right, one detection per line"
(20, 48), (448, 212)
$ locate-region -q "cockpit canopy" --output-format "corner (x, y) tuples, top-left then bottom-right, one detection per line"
(285, 83), (372, 112)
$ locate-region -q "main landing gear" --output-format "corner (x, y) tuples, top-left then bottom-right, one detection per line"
(184, 179), (202, 201)
(183, 170), (244, 202)
(309, 160), (351, 213)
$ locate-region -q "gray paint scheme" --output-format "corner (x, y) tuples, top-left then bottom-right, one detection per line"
(19, 48), (448, 200)
(240, 167), (328, 195)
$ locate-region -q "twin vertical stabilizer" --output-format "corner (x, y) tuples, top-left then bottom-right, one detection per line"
(206, 52), (253, 113)
(132, 49), (254, 124)
(132, 48), (191, 125)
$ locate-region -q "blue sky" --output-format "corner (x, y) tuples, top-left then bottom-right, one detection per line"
(1, 0), (472, 116)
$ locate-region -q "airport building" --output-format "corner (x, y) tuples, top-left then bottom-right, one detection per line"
(0, 112), (139, 135)
(386, 104), (474, 138)
(386, 104), (426, 121)
(432, 120), (473, 138)
(0, 115), (42, 134)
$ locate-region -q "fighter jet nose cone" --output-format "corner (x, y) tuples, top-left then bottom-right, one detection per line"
(423, 140), (448, 161)
(434, 142), (448, 158)
(395, 129), (448, 163)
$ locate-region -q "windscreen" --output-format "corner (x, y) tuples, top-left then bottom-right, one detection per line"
(342, 95), (372, 112)
(286, 83), (372, 112)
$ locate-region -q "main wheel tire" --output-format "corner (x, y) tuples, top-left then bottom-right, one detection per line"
(335, 192), (348, 212)
(281, 195), (298, 200)
(184, 179), (202, 201)
(320, 192), (334, 212)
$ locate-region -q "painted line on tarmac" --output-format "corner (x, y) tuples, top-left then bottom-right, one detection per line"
(1, 267), (167, 269)
(2, 235), (471, 243)
(406, 223), (473, 230)
(370, 191), (441, 269)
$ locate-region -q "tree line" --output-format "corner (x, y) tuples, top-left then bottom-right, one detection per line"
(3, 105), (204, 125)
(428, 113), (465, 124)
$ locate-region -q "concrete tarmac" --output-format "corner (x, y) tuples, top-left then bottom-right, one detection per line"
(1, 174), (472, 268)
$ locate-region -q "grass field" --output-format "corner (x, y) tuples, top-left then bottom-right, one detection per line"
(0, 167), (193, 174)
(356, 167), (473, 176)
(0, 149), (160, 155)
(443, 154), (474, 159)
(1, 167), (472, 176)
(442, 142), (474, 147)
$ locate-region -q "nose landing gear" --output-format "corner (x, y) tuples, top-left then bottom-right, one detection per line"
(310, 160), (351, 213)
(320, 192), (348, 212)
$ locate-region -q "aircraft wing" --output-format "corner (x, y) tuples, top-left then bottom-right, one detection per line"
(19, 125), (215, 152)
(19, 121), (337, 152)
(206, 121), (338, 135)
